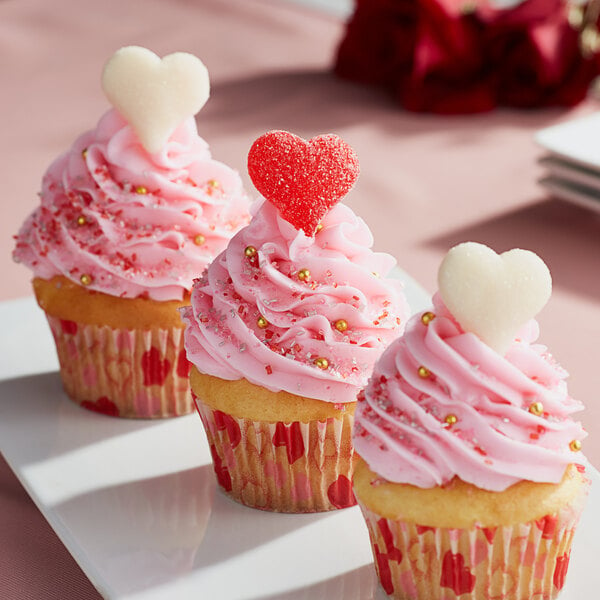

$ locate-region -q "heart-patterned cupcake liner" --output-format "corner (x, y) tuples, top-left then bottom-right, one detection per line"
(357, 478), (589, 600)
(194, 395), (357, 513)
(46, 314), (192, 418)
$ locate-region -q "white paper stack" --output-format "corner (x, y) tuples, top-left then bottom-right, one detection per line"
(535, 113), (600, 214)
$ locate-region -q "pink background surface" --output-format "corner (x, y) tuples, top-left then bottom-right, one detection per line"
(1, 0), (599, 597)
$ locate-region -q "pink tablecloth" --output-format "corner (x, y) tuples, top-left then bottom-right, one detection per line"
(2, 0), (600, 597)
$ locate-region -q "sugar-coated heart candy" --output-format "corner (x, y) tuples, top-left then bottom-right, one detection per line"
(247, 130), (359, 235)
(438, 242), (552, 355)
(102, 46), (210, 154)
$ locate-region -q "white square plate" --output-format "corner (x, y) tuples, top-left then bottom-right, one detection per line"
(1, 272), (598, 599)
(535, 112), (600, 172)
(536, 113), (600, 212)
(539, 175), (600, 215)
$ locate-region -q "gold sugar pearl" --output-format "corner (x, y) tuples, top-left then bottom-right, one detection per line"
(570, 440), (582, 452)
(80, 274), (92, 286)
(334, 319), (348, 333)
(244, 245), (257, 257)
(314, 357), (329, 370)
(372, 272), (379, 278)
(444, 414), (458, 426)
(194, 234), (206, 246)
(417, 366), (430, 378)
(76, 216), (87, 226)
(421, 312), (436, 326)
(81, 148), (88, 158)
(135, 185), (148, 195)
(298, 268), (311, 281)
(257, 316), (269, 329)
(206, 180), (220, 196)
(529, 402), (544, 416)
(316, 223), (324, 233)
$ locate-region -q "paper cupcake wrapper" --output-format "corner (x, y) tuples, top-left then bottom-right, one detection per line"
(357, 480), (589, 600)
(194, 395), (357, 512)
(46, 314), (192, 418)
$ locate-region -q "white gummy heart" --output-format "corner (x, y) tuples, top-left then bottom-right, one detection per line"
(438, 242), (552, 355)
(101, 46), (209, 154)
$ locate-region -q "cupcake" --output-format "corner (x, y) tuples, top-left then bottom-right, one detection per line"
(13, 46), (251, 418)
(353, 242), (588, 599)
(181, 130), (410, 512)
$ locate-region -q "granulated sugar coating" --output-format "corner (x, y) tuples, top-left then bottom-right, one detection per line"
(247, 130), (360, 236)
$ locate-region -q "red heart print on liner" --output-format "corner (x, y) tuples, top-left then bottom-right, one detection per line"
(416, 525), (435, 535)
(213, 410), (242, 449)
(327, 475), (356, 509)
(81, 396), (120, 417)
(440, 551), (476, 595)
(553, 551), (570, 590)
(535, 514), (558, 539)
(372, 518), (403, 595)
(209, 443), (232, 492)
(247, 130), (360, 236)
(374, 545), (395, 595)
(482, 526), (497, 544)
(60, 319), (78, 335)
(141, 347), (171, 386)
(378, 518), (403, 562)
(176, 349), (191, 379)
(272, 421), (305, 464)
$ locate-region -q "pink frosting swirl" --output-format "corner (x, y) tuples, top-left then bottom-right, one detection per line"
(14, 109), (250, 301)
(354, 295), (587, 491)
(181, 200), (410, 403)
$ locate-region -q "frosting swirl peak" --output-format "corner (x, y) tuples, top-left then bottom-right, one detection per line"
(182, 200), (410, 403)
(14, 109), (250, 301)
(354, 295), (586, 492)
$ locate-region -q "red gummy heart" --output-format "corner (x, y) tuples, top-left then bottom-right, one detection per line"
(247, 130), (359, 235)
